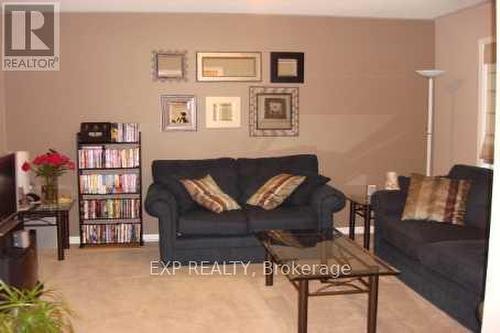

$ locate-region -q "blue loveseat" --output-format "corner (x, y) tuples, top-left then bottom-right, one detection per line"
(145, 154), (346, 263)
(372, 165), (492, 331)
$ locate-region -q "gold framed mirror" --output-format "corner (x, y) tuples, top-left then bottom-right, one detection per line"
(196, 52), (262, 82)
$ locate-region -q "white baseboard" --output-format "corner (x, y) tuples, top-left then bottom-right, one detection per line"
(69, 226), (373, 245)
(69, 237), (81, 244)
(339, 226), (374, 235)
(143, 234), (160, 242)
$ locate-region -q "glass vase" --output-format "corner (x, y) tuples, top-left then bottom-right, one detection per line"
(41, 176), (59, 205)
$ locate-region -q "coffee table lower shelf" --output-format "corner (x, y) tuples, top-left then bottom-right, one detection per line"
(257, 229), (398, 333)
(264, 252), (380, 333)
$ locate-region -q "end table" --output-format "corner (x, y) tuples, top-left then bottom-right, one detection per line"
(18, 200), (74, 260)
(347, 195), (373, 250)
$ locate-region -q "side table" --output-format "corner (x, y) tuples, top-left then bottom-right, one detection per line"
(18, 200), (74, 260)
(347, 195), (373, 250)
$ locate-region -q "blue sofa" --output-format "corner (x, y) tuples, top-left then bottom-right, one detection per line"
(372, 165), (492, 331)
(145, 154), (346, 263)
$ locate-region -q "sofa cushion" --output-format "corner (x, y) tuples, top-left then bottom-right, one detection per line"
(418, 240), (487, 293)
(285, 173), (330, 206)
(240, 171), (329, 207)
(152, 158), (239, 213)
(245, 205), (316, 232)
(247, 174), (306, 210)
(380, 217), (486, 259)
(447, 164), (493, 230)
(181, 175), (241, 213)
(178, 209), (248, 236)
(402, 174), (471, 225)
(236, 154), (318, 202)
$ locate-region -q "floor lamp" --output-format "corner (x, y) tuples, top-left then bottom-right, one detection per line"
(416, 69), (445, 176)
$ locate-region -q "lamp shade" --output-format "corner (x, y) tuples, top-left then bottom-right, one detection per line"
(416, 69), (445, 78)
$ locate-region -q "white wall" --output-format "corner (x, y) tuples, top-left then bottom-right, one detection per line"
(480, 3), (500, 330)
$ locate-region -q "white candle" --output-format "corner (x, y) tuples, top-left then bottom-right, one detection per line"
(385, 172), (400, 190)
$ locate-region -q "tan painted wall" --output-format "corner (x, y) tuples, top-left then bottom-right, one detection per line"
(434, 2), (495, 174)
(0, 71), (6, 155)
(3, 13), (434, 234)
(0, 15), (6, 155)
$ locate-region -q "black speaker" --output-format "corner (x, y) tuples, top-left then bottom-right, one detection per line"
(79, 122), (112, 143)
(0, 229), (38, 289)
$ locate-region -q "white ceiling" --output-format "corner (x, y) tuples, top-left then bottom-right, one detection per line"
(51, 0), (488, 19)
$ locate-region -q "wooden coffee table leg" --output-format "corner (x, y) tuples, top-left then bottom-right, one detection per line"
(265, 252), (274, 286)
(367, 275), (379, 333)
(298, 279), (309, 333)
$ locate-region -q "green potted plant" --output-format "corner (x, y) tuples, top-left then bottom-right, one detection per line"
(0, 281), (74, 333)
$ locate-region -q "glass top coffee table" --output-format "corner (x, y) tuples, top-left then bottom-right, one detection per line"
(256, 229), (399, 333)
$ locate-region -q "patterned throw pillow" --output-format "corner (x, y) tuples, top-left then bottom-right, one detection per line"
(180, 175), (240, 214)
(402, 174), (471, 225)
(247, 174), (306, 210)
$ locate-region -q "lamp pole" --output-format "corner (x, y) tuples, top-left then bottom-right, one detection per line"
(416, 69), (445, 176)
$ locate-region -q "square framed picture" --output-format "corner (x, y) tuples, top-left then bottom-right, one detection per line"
(160, 95), (197, 131)
(249, 86), (299, 136)
(152, 51), (187, 82)
(270, 52), (304, 83)
(205, 97), (241, 128)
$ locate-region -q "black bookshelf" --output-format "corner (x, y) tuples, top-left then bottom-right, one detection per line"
(76, 132), (143, 247)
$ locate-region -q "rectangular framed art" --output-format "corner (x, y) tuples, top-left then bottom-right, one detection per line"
(205, 97), (241, 128)
(249, 86), (299, 137)
(197, 52), (262, 82)
(160, 95), (197, 131)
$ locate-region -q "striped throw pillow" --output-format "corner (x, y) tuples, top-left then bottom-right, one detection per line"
(247, 174), (306, 210)
(180, 175), (240, 214)
(402, 174), (471, 225)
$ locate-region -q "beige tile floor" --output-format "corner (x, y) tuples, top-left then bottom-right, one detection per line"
(39, 243), (469, 333)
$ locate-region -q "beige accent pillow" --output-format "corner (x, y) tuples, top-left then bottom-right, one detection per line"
(402, 174), (471, 225)
(180, 174), (240, 214)
(247, 174), (306, 210)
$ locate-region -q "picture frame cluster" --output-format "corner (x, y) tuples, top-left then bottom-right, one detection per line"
(155, 51), (304, 137)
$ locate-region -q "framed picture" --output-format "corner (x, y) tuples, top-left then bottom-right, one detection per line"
(197, 52), (262, 82)
(205, 97), (241, 128)
(160, 95), (197, 131)
(152, 51), (187, 82)
(249, 86), (299, 137)
(270, 52), (304, 83)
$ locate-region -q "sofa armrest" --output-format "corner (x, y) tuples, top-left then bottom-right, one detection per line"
(145, 183), (179, 262)
(145, 183), (178, 218)
(371, 190), (406, 218)
(310, 184), (346, 231)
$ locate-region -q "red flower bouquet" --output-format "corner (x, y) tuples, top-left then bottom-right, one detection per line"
(22, 150), (75, 178)
(22, 149), (75, 204)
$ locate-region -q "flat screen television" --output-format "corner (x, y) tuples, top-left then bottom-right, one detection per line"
(0, 153), (17, 223)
